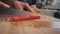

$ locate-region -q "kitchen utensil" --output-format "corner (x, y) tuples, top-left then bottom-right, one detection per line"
(0, 7), (32, 17)
(0, 7), (32, 21)
(0, 7), (40, 21)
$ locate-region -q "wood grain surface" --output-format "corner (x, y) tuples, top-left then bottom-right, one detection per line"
(0, 14), (60, 34)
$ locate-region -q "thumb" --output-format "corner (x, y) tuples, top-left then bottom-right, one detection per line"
(0, 1), (10, 8)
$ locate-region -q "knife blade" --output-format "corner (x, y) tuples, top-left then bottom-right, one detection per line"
(0, 7), (32, 17)
(0, 7), (33, 21)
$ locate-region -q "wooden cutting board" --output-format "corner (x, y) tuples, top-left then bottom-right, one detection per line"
(0, 14), (60, 34)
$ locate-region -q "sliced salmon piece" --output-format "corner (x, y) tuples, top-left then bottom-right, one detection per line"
(7, 14), (40, 22)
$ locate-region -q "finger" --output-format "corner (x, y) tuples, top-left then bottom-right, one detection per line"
(0, 1), (10, 8)
(14, 1), (23, 11)
(25, 3), (36, 13)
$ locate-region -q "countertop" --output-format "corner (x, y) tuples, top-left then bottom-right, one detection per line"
(0, 14), (60, 34)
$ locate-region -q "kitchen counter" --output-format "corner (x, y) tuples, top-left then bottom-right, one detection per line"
(0, 14), (60, 34)
(40, 14), (60, 22)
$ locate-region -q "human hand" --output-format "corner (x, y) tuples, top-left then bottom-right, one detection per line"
(0, 1), (10, 8)
(13, 1), (36, 13)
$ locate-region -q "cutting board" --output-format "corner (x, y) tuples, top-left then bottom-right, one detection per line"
(0, 14), (60, 34)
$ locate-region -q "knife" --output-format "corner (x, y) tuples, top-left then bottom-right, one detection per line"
(0, 7), (32, 17)
(0, 7), (33, 21)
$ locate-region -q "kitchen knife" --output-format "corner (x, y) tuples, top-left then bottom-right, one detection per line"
(0, 7), (33, 21)
(0, 7), (40, 21)
(0, 7), (32, 17)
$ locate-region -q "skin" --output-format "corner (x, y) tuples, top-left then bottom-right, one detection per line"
(0, 0), (36, 13)
(0, 1), (10, 8)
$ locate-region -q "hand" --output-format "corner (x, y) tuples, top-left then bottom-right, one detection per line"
(0, 1), (10, 8)
(13, 1), (36, 13)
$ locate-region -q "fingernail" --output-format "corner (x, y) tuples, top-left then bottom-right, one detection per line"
(5, 5), (10, 8)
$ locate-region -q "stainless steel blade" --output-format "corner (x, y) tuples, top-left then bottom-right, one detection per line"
(0, 7), (32, 20)
(0, 7), (32, 16)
